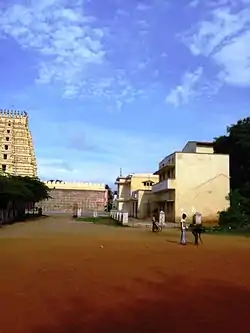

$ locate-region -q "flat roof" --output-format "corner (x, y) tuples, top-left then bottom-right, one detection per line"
(116, 173), (156, 181)
(188, 141), (214, 147)
(154, 163), (175, 175)
(158, 152), (176, 165)
(154, 150), (228, 174)
(159, 141), (214, 164)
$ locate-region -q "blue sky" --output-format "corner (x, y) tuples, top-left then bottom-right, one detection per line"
(0, 0), (249, 185)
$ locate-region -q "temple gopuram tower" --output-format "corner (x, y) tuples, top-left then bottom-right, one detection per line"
(0, 109), (37, 177)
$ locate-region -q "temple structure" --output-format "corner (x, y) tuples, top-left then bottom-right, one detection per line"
(0, 109), (37, 177)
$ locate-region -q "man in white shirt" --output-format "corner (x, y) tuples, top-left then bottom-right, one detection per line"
(180, 213), (187, 245)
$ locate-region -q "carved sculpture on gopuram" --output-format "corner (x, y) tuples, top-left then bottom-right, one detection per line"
(0, 109), (37, 177)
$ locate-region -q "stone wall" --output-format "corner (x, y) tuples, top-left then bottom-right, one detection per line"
(38, 189), (106, 214)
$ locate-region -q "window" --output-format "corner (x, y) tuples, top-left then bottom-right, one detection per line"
(8, 123), (11, 126)
(2, 165), (6, 172)
(7, 130), (10, 134)
(143, 181), (154, 187)
(4, 145), (8, 150)
(6, 137), (9, 141)
(3, 154), (7, 160)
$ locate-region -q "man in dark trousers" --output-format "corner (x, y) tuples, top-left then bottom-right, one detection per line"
(192, 212), (203, 245)
(152, 209), (159, 232)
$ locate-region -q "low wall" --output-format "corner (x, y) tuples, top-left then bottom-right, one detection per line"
(43, 180), (105, 191)
(38, 189), (106, 214)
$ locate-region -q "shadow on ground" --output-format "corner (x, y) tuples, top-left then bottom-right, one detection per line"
(0, 214), (49, 227)
(165, 239), (195, 245)
(33, 275), (250, 333)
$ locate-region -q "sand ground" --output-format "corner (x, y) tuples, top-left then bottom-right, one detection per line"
(0, 215), (250, 333)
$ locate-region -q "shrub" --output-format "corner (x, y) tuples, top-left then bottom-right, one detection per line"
(218, 207), (249, 229)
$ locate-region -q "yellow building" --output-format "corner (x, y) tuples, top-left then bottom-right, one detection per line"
(151, 141), (230, 222)
(115, 173), (159, 218)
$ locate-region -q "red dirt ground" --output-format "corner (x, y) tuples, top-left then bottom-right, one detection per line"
(0, 216), (250, 333)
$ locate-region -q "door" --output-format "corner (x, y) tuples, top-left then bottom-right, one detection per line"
(135, 201), (138, 218)
(166, 202), (174, 222)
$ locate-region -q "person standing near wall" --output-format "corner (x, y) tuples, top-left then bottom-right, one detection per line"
(180, 213), (187, 245)
(192, 212), (203, 245)
(152, 209), (160, 232)
(152, 211), (157, 232)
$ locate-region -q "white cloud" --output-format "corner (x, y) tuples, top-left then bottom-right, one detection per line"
(38, 158), (73, 175)
(0, 0), (155, 106)
(182, 5), (250, 87)
(213, 31), (250, 86)
(207, 0), (250, 7)
(37, 158), (119, 184)
(189, 0), (200, 7)
(0, 0), (105, 98)
(136, 3), (151, 11)
(34, 120), (183, 183)
(166, 67), (203, 107)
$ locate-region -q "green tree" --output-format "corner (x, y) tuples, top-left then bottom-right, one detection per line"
(20, 176), (50, 214)
(214, 117), (250, 190)
(214, 117), (250, 228)
(0, 174), (50, 223)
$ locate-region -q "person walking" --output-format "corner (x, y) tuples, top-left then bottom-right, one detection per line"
(152, 210), (159, 232)
(180, 213), (187, 245)
(192, 212), (203, 245)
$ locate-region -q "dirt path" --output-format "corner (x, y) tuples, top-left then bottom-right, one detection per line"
(0, 216), (250, 333)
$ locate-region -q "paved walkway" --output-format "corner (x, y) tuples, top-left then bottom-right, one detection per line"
(128, 218), (178, 228)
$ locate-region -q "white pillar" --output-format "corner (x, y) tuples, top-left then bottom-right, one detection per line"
(122, 212), (128, 226)
(118, 212), (122, 223)
(77, 207), (82, 218)
(159, 210), (165, 226)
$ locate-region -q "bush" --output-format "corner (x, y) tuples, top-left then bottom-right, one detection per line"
(218, 189), (250, 229)
(218, 207), (249, 229)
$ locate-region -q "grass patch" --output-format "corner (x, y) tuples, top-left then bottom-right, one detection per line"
(76, 216), (128, 227)
(77, 216), (110, 223)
